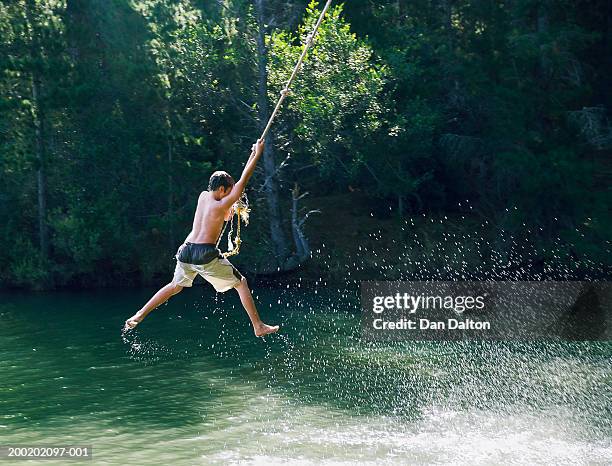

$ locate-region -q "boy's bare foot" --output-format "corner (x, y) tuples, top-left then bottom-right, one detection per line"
(124, 318), (141, 331)
(255, 323), (279, 337)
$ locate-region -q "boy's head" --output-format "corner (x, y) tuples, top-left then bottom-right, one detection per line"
(208, 171), (235, 198)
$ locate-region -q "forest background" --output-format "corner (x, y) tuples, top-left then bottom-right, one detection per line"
(1, 0), (610, 289)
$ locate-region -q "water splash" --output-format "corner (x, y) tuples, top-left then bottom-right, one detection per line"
(121, 326), (172, 363)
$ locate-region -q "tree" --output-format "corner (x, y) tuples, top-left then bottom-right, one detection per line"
(0, 0), (68, 286)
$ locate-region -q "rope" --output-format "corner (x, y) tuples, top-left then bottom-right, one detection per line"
(220, 0), (333, 258)
(260, 0), (334, 140)
(217, 192), (250, 258)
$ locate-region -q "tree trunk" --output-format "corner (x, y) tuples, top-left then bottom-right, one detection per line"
(440, 0), (453, 51)
(167, 134), (175, 249)
(25, 0), (49, 261)
(291, 184), (310, 260)
(605, 0), (612, 109)
(291, 195), (306, 259)
(440, 0), (459, 109)
(537, 0), (549, 78)
(535, 1), (551, 136)
(32, 76), (48, 261)
(254, 0), (290, 264)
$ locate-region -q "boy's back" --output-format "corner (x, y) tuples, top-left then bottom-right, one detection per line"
(188, 190), (230, 245)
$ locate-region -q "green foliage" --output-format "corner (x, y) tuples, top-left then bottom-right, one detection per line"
(5, 237), (49, 289)
(268, 1), (386, 181)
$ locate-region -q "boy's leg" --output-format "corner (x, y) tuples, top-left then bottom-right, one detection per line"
(124, 282), (183, 329)
(234, 277), (279, 337)
(200, 256), (279, 337)
(124, 260), (196, 330)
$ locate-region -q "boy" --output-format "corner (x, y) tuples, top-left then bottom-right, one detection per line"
(124, 138), (279, 337)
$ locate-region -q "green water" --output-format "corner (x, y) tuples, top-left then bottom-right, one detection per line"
(1, 286), (611, 465)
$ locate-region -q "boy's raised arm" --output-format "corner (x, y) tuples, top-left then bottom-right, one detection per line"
(222, 138), (265, 206)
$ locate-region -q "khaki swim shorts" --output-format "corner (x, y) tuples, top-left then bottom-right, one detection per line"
(172, 242), (242, 292)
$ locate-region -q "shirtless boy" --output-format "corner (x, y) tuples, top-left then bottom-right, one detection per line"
(124, 138), (279, 337)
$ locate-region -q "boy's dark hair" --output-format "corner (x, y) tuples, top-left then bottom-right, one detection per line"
(208, 171), (235, 191)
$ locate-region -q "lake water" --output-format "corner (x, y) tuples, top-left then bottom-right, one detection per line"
(1, 285), (610, 465)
